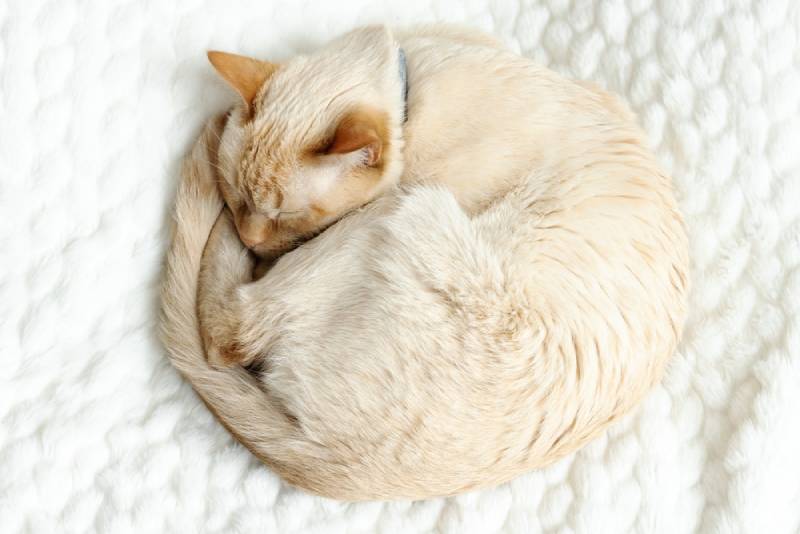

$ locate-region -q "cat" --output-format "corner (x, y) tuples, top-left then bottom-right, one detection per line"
(203, 26), (510, 262)
(160, 25), (689, 500)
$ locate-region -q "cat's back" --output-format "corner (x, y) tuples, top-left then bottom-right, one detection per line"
(395, 26), (645, 212)
(388, 23), (689, 474)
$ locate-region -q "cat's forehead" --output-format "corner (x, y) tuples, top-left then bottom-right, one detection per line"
(246, 175), (281, 207)
(239, 138), (287, 187)
(250, 58), (364, 142)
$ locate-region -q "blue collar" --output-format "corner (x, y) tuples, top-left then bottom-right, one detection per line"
(398, 48), (409, 123)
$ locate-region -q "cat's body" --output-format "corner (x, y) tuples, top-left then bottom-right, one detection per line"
(160, 25), (689, 500)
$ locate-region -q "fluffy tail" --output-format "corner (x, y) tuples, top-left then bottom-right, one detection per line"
(158, 117), (320, 479)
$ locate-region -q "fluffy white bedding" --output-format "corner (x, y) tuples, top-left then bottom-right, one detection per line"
(2, 0), (799, 532)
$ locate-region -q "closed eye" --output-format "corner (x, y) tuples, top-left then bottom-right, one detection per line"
(276, 210), (306, 221)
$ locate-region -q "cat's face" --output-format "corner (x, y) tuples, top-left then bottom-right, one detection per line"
(208, 26), (406, 259)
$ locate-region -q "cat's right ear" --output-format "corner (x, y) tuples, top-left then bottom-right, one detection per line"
(207, 51), (279, 107)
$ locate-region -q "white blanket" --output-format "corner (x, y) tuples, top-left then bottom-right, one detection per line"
(2, 0), (799, 532)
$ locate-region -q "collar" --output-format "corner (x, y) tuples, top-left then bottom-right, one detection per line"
(398, 48), (409, 123)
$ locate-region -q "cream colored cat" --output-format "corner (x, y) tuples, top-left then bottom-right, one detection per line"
(160, 25), (689, 500)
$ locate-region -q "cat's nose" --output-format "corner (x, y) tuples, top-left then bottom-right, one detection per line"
(239, 212), (269, 248)
(240, 231), (262, 249)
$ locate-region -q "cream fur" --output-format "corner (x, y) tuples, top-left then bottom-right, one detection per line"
(160, 25), (689, 500)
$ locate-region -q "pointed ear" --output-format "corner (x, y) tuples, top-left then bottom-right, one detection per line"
(207, 51), (278, 106)
(324, 109), (386, 166)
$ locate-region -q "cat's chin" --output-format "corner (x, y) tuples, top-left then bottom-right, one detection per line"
(248, 213), (345, 264)
(248, 243), (293, 263)
(252, 258), (276, 280)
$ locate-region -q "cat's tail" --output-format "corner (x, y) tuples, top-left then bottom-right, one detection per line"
(158, 116), (328, 487)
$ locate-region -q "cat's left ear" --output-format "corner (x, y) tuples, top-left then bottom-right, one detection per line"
(207, 51), (279, 106)
(322, 109), (386, 167)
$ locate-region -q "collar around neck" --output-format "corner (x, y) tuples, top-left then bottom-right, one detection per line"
(398, 48), (409, 123)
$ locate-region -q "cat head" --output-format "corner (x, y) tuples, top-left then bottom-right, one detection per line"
(208, 25), (407, 259)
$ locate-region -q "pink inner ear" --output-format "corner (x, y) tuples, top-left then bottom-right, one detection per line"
(325, 112), (383, 166)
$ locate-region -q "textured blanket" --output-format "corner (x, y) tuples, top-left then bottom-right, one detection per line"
(2, 0), (799, 532)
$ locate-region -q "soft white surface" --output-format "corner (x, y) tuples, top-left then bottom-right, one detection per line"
(1, 0), (799, 532)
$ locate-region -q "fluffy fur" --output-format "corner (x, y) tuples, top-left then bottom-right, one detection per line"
(160, 25), (689, 500)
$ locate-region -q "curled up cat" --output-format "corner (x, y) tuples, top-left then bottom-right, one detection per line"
(159, 25), (689, 500)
